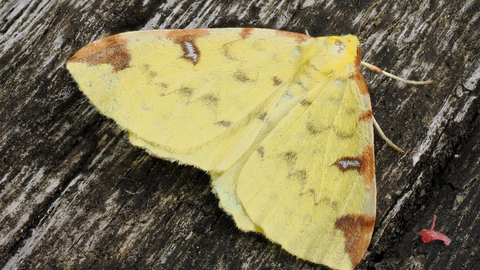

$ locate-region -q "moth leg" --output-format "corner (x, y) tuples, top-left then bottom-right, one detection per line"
(372, 116), (404, 153)
(362, 61), (433, 152)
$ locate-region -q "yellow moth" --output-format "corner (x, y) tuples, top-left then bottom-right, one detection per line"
(66, 28), (429, 270)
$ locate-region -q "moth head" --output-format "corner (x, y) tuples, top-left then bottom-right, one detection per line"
(306, 35), (360, 80)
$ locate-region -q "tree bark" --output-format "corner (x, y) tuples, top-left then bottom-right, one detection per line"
(1, 0), (479, 269)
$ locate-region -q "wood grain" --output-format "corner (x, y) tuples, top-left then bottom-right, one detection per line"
(1, 0), (479, 269)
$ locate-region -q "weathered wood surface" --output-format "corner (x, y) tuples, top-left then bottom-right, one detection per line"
(1, 0), (479, 269)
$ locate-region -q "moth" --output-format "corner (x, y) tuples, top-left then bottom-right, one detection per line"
(67, 28), (431, 270)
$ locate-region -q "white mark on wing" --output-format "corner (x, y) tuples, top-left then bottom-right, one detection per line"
(276, 91), (293, 107)
(183, 41), (199, 64)
(337, 160), (361, 169)
(294, 47), (301, 57)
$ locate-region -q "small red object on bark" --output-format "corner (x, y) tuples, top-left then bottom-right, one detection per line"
(419, 215), (451, 246)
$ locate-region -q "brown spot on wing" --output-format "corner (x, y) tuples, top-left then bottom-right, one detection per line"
(178, 87), (194, 97)
(258, 112), (268, 121)
(332, 145), (375, 190)
(200, 94), (219, 106)
(287, 169), (307, 185)
(334, 214), (375, 267)
(300, 98), (312, 106)
(275, 30), (313, 43)
(256, 146), (265, 158)
(222, 41), (237, 60)
(148, 70), (157, 78)
(333, 157), (362, 172)
(239, 28), (254, 39)
(165, 29), (210, 65)
(215, 120), (232, 127)
(282, 151), (297, 166)
(359, 110), (373, 121)
(233, 70), (254, 83)
(307, 122), (354, 138)
(272, 76), (283, 86)
(68, 34), (131, 73)
(350, 46), (370, 96)
(360, 145), (375, 188)
(142, 64), (157, 80)
(333, 145), (374, 173)
(299, 189), (319, 205)
(158, 82), (169, 90)
(165, 29), (210, 43)
(306, 122), (326, 135)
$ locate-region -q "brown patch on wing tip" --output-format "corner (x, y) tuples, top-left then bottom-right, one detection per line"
(300, 98), (312, 106)
(258, 112), (268, 121)
(275, 30), (313, 43)
(334, 214), (375, 267)
(350, 46), (369, 96)
(359, 110), (373, 121)
(68, 34), (131, 73)
(272, 76), (283, 86)
(257, 146), (265, 158)
(239, 28), (254, 39)
(165, 29), (210, 65)
(215, 120), (232, 127)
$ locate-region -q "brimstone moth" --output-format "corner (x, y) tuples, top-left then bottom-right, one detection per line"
(66, 28), (431, 270)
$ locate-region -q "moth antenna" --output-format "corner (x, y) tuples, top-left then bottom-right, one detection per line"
(305, 29), (310, 36)
(372, 116), (404, 153)
(361, 61), (434, 85)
